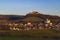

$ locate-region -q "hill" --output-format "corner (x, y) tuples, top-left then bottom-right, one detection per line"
(0, 11), (60, 24)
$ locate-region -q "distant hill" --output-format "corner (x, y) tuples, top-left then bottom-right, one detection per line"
(0, 11), (60, 24)
(0, 15), (25, 20)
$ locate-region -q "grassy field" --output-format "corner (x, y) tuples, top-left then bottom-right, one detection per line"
(0, 36), (52, 40)
(0, 29), (60, 40)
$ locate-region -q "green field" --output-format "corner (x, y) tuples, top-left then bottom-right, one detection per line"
(0, 36), (52, 40)
(0, 29), (60, 40)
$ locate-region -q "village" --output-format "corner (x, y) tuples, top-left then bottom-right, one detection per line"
(8, 19), (60, 31)
(0, 11), (60, 31)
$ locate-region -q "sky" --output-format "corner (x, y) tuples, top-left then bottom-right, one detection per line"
(0, 0), (60, 16)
